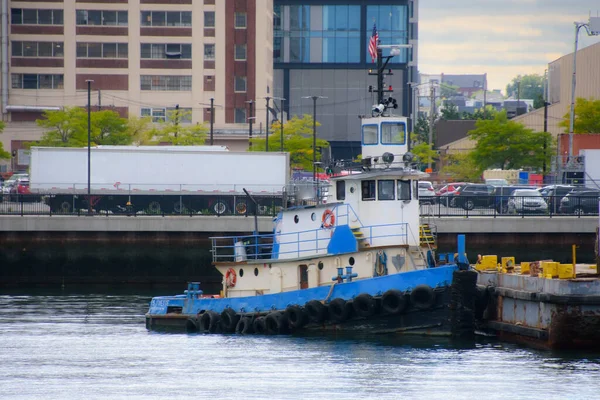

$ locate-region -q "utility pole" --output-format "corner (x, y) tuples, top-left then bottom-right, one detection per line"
(428, 85), (435, 170)
(543, 100), (549, 177)
(86, 79), (93, 216)
(209, 98), (214, 145)
(247, 100), (254, 149)
(280, 98), (285, 152)
(265, 96), (271, 151)
(174, 104), (180, 139)
(97, 89), (101, 111)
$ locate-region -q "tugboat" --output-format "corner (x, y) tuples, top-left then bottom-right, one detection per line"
(145, 45), (478, 338)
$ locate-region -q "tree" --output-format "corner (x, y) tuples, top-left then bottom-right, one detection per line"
(150, 108), (207, 145)
(411, 114), (430, 145)
(249, 114), (329, 171)
(506, 74), (545, 109)
(468, 110), (553, 171)
(37, 107), (88, 146)
(440, 83), (460, 99)
(36, 107), (133, 146)
(0, 121), (9, 160)
(411, 141), (438, 169)
(127, 116), (154, 145)
(440, 101), (461, 120)
(558, 98), (600, 134)
(439, 152), (483, 182)
(91, 110), (130, 145)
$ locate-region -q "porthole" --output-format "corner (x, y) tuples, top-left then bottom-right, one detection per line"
(254, 267), (259, 276)
(294, 215), (299, 223)
(318, 261), (324, 270)
(349, 257), (355, 266)
(350, 187), (355, 193)
(239, 268), (244, 277)
(311, 212), (316, 221)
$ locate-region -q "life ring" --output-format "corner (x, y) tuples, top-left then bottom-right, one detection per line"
(322, 209), (335, 228)
(225, 268), (237, 288)
(410, 284), (436, 310)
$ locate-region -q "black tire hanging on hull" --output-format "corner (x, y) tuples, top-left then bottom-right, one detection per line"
(265, 312), (289, 335)
(381, 289), (409, 315)
(253, 316), (267, 335)
(185, 317), (199, 333)
(305, 300), (327, 324)
(220, 307), (240, 333)
(352, 293), (378, 318)
(328, 298), (351, 323)
(199, 311), (221, 333)
(285, 305), (308, 329)
(410, 285), (436, 310)
(235, 317), (254, 334)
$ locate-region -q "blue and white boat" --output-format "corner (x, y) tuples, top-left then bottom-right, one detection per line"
(146, 112), (477, 337)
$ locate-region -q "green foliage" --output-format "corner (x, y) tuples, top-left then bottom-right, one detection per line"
(506, 74), (545, 109)
(37, 107), (88, 146)
(461, 105), (497, 121)
(411, 141), (438, 167)
(150, 109), (207, 145)
(0, 121), (9, 160)
(249, 114), (329, 171)
(36, 107), (133, 146)
(440, 83), (460, 99)
(468, 110), (554, 171)
(440, 101), (461, 120)
(411, 114), (434, 146)
(127, 116), (154, 145)
(440, 152), (483, 182)
(558, 98), (600, 134)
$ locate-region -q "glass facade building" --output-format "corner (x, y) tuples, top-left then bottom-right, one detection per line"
(273, 1), (417, 160)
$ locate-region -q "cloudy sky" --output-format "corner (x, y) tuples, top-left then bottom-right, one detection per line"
(418, 0), (600, 93)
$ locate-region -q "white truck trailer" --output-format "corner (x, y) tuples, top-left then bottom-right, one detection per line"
(30, 146), (290, 214)
(580, 149), (600, 189)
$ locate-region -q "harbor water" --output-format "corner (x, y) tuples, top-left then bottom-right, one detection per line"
(1, 292), (600, 400)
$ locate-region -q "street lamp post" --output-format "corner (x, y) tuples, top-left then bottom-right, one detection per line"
(210, 98), (214, 145)
(246, 100), (254, 149)
(86, 79), (93, 215)
(302, 95), (327, 184)
(280, 98), (286, 152)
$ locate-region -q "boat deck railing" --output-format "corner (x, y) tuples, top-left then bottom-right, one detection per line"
(210, 221), (408, 262)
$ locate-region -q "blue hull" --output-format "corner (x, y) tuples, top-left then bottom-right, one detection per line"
(145, 266), (470, 336)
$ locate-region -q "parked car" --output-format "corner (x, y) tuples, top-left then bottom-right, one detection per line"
(507, 189), (548, 214)
(1, 173), (28, 195)
(541, 185), (577, 213)
(559, 189), (600, 215)
(452, 183), (495, 210)
(485, 178), (508, 186)
(493, 185), (535, 213)
(436, 182), (466, 207)
(418, 181), (436, 204)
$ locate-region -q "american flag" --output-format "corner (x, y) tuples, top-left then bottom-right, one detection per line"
(368, 23), (378, 62)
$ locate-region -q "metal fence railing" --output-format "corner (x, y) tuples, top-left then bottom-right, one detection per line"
(1, 193), (598, 218)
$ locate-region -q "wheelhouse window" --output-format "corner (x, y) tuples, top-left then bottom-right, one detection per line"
(361, 180), (376, 201)
(397, 180), (411, 200)
(362, 125), (378, 145)
(336, 180), (345, 201)
(381, 122), (406, 145)
(378, 180), (395, 200)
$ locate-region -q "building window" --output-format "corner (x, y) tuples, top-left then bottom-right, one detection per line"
(336, 181), (346, 201)
(12, 41), (63, 57)
(141, 44), (191, 59)
(234, 44), (247, 61)
(234, 12), (247, 29)
(140, 11), (191, 27)
(378, 180), (395, 201)
(11, 9), (63, 25)
(141, 107), (192, 123)
(365, 5), (408, 63)
(140, 75), (192, 91)
(234, 76), (246, 92)
(234, 108), (246, 124)
(77, 43), (128, 58)
(204, 44), (215, 60)
(11, 73), (63, 89)
(76, 10), (127, 26)
(204, 11), (215, 28)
